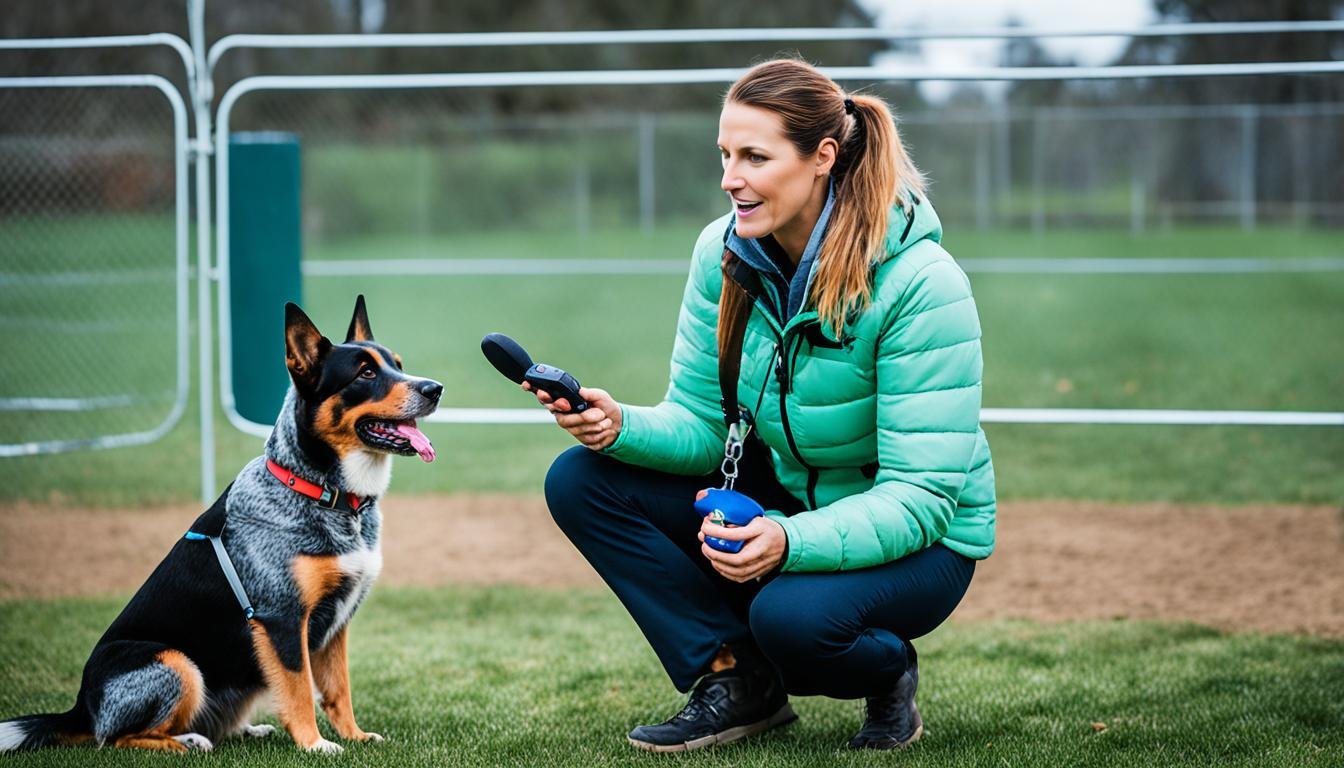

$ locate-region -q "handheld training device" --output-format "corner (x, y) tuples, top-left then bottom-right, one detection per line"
(695, 488), (765, 553)
(481, 333), (587, 412)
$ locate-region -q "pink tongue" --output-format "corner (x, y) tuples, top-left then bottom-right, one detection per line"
(395, 423), (436, 463)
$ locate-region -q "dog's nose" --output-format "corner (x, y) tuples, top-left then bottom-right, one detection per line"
(418, 379), (443, 403)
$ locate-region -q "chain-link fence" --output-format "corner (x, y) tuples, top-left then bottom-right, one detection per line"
(1, 73), (1340, 504)
(0, 83), (187, 457)
(222, 89), (1344, 257)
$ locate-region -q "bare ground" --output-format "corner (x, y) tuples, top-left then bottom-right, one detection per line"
(2, 496), (1342, 637)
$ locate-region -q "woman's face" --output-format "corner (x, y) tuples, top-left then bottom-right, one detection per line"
(718, 101), (833, 255)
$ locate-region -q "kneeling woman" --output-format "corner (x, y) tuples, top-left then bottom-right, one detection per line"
(531, 58), (996, 752)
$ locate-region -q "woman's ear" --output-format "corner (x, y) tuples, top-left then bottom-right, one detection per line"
(815, 137), (838, 177)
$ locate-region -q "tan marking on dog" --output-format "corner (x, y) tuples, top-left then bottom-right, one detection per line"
(392, 352), (403, 369)
(348, 309), (373, 342)
(250, 619), (323, 750)
(155, 650), (206, 734)
(56, 733), (94, 746)
(365, 348), (389, 369)
(313, 398), (362, 457)
(112, 733), (189, 752)
(311, 626), (373, 741)
(105, 651), (206, 751)
(292, 554), (344, 611)
(285, 321), (328, 384)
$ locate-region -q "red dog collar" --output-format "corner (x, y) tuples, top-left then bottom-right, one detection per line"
(266, 459), (363, 513)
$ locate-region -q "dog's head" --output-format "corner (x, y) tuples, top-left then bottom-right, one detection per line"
(284, 295), (441, 464)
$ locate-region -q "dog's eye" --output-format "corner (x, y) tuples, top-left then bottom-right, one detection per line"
(359, 367), (377, 379)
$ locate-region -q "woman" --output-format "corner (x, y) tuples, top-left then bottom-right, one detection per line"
(532, 58), (996, 752)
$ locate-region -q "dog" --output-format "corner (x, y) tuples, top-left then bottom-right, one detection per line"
(0, 295), (441, 754)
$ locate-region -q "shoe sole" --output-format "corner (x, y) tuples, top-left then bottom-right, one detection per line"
(627, 703), (798, 753)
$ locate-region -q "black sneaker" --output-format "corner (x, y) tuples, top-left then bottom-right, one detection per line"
(627, 653), (796, 752)
(848, 662), (922, 750)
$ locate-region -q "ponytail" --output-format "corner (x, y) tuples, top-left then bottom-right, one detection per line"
(813, 94), (925, 336)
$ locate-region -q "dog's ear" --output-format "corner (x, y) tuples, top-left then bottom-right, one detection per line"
(285, 302), (332, 394)
(345, 294), (374, 343)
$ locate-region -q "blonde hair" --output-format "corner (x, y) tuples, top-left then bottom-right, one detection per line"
(720, 58), (925, 340)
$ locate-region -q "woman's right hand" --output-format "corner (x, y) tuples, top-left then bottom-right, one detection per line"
(522, 383), (622, 450)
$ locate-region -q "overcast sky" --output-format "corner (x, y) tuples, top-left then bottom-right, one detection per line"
(861, 0), (1156, 100)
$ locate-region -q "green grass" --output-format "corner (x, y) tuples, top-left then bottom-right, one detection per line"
(0, 587), (1341, 766)
(2, 221), (1342, 506)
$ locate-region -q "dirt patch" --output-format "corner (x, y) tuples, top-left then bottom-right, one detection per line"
(2, 496), (1341, 637)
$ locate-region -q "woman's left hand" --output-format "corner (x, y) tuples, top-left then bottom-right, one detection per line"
(699, 514), (788, 583)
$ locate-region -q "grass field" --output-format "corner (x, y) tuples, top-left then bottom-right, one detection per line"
(2, 221), (1341, 506)
(1, 586), (1341, 767)
(2, 220), (1342, 766)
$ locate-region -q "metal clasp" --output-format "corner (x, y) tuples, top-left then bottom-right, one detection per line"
(720, 420), (748, 490)
(316, 483), (339, 509)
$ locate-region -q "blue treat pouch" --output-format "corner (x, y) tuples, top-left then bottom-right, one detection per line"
(695, 488), (765, 553)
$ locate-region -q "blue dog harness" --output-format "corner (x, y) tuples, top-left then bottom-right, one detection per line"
(183, 530), (255, 620)
(183, 483), (255, 620)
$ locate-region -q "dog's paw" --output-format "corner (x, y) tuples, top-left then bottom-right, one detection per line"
(361, 731), (385, 743)
(305, 738), (344, 754)
(173, 733), (214, 751)
(242, 724), (276, 738)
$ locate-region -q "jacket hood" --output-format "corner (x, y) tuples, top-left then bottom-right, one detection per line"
(882, 192), (942, 262)
(723, 188), (943, 323)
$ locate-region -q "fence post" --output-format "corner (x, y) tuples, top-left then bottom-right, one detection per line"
(1031, 112), (1045, 235)
(575, 118), (591, 236)
(638, 112), (655, 233)
(994, 105), (1011, 227)
(1239, 105), (1257, 231)
(975, 120), (991, 231)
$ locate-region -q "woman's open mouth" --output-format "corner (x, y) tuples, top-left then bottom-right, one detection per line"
(734, 199), (762, 217)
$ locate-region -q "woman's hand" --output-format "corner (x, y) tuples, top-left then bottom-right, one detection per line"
(697, 491), (787, 582)
(523, 383), (622, 450)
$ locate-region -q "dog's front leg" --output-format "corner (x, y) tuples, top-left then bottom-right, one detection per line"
(313, 625), (382, 742)
(250, 616), (341, 753)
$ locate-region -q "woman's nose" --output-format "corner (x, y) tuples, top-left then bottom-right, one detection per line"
(721, 163), (743, 193)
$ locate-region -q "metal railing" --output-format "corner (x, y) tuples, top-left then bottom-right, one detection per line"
(212, 59), (1344, 449)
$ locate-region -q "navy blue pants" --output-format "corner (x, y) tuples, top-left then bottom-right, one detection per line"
(545, 445), (975, 698)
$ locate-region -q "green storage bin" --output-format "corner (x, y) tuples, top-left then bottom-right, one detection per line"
(229, 131), (302, 424)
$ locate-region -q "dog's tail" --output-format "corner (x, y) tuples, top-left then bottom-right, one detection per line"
(0, 710), (88, 751)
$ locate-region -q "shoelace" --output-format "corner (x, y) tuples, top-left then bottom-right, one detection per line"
(675, 679), (727, 723)
(864, 692), (903, 724)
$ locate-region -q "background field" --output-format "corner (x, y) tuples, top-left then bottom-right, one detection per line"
(3, 15), (1343, 764)
(2, 220), (1341, 506)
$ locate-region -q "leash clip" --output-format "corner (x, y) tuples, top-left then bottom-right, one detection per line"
(720, 420), (749, 491)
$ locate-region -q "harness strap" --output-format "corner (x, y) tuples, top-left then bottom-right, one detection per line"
(184, 530), (255, 620)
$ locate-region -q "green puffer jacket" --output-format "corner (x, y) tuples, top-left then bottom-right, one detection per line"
(605, 197), (996, 571)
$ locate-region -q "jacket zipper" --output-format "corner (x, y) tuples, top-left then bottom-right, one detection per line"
(752, 294), (820, 509)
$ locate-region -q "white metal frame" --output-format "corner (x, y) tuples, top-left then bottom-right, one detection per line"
(0, 75), (192, 456)
(212, 59), (1344, 440)
(206, 21), (1344, 73)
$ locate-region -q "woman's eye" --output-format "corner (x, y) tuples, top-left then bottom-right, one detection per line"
(359, 368), (377, 379)
(749, 154), (766, 163)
